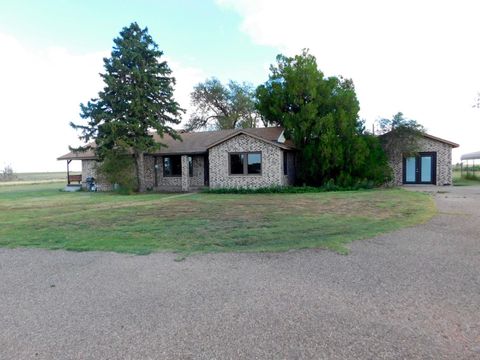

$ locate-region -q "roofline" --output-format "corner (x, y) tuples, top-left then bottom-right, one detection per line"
(460, 151), (480, 160)
(421, 133), (459, 148)
(57, 155), (97, 161)
(379, 131), (459, 148)
(206, 129), (294, 150)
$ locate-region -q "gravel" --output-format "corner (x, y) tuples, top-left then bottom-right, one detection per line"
(1, 186), (479, 359)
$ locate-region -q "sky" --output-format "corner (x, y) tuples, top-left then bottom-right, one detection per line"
(0, 0), (479, 172)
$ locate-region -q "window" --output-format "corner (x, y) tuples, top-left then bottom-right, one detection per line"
(163, 155), (181, 176)
(188, 156), (193, 177)
(247, 153), (261, 174)
(283, 151), (288, 175)
(229, 152), (261, 175)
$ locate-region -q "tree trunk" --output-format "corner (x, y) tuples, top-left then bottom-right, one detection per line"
(135, 151), (146, 193)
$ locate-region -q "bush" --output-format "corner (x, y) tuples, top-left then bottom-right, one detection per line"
(96, 150), (137, 194)
(463, 173), (480, 181)
(203, 181), (375, 194)
(0, 164), (16, 182)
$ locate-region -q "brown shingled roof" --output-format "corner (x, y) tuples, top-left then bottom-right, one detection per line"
(57, 127), (295, 161)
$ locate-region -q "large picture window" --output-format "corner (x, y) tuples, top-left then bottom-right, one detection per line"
(229, 152), (262, 175)
(163, 155), (182, 176)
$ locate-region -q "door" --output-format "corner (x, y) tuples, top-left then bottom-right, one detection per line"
(403, 152), (436, 184)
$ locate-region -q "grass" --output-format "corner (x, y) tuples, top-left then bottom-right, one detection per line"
(0, 182), (436, 256)
(0, 171), (80, 186)
(452, 170), (480, 186)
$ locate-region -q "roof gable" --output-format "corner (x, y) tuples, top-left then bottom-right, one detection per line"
(58, 127), (295, 160)
(206, 129), (294, 151)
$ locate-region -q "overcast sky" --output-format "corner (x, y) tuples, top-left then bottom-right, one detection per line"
(0, 0), (478, 172)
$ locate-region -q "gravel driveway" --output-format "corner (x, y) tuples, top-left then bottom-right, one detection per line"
(1, 186), (479, 359)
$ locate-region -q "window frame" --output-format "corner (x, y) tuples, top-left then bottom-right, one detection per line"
(228, 152), (262, 176)
(188, 156), (193, 177)
(163, 155), (182, 177)
(283, 151), (288, 175)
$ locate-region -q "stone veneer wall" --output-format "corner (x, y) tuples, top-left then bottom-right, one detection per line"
(81, 159), (112, 191)
(208, 134), (284, 189)
(154, 155), (205, 191)
(389, 136), (454, 186)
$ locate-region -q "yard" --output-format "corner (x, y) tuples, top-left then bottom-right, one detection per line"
(0, 183), (435, 256)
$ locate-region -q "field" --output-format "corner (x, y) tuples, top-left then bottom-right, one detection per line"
(0, 172), (80, 186)
(0, 182), (436, 256)
(452, 170), (480, 186)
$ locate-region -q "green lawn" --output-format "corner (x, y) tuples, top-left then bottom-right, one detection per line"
(453, 170), (480, 186)
(0, 182), (436, 256)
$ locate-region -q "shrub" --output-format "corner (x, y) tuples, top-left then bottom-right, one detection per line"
(0, 164), (16, 182)
(95, 150), (137, 194)
(203, 182), (375, 194)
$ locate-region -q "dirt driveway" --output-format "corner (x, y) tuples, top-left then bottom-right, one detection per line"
(1, 186), (479, 359)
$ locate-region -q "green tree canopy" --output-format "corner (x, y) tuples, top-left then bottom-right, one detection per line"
(70, 22), (183, 192)
(256, 50), (389, 186)
(186, 78), (263, 131)
(377, 112), (425, 158)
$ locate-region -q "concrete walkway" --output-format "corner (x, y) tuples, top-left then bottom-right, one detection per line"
(1, 186), (479, 359)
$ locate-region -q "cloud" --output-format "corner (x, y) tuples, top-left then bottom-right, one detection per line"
(217, 0), (480, 161)
(0, 33), (204, 172)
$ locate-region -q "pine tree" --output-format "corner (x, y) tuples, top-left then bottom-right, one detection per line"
(70, 22), (183, 192)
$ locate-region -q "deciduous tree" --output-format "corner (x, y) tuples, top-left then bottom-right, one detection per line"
(377, 112), (425, 158)
(186, 78), (263, 131)
(256, 50), (389, 186)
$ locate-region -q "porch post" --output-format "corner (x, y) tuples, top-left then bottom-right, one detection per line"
(181, 155), (189, 192)
(67, 159), (71, 185)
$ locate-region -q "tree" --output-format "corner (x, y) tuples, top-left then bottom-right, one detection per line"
(377, 112), (425, 159)
(70, 22), (183, 192)
(186, 78), (264, 131)
(256, 50), (387, 186)
(0, 164), (16, 182)
(95, 149), (137, 194)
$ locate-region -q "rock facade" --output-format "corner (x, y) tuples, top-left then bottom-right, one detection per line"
(79, 136), (295, 191)
(153, 154), (205, 192)
(389, 136), (454, 186)
(208, 134), (293, 189)
(81, 160), (112, 191)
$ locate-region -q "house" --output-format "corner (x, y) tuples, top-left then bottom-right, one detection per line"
(387, 133), (459, 186)
(58, 127), (458, 190)
(58, 127), (297, 191)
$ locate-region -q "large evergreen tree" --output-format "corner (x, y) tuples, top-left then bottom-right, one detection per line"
(257, 50), (377, 186)
(70, 22), (183, 192)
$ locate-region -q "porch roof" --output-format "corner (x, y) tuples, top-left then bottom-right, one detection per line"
(461, 151), (480, 161)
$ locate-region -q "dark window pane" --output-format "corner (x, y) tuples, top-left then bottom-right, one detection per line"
(164, 156), (182, 176)
(171, 156), (182, 176)
(163, 157), (171, 176)
(283, 152), (288, 175)
(247, 153), (261, 174)
(188, 156), (193, 177)
(230, 154), (244, 174)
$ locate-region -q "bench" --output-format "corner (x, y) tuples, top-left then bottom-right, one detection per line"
(68, 174), (82, 184)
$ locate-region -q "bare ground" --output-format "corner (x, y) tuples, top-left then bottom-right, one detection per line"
(0, 186), (479, 359)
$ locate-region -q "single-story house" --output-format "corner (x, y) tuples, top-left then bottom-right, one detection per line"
(58, 127), (458, 190)
(58, 127), (297, 192)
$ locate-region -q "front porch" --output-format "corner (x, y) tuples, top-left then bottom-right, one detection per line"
(150, 153), (208, 192)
